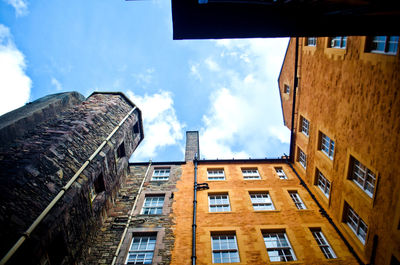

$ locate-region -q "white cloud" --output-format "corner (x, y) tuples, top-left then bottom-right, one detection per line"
(3, 0), (28, 17)
(190, 63), (201, 80)
(132, 68), (155, 88)
(204, 57), (220, 71)
(51, 77), (62, 91)
(0, 24), (31, 116)
(126, 90), (185, 161)
(199, 38), (291, 159)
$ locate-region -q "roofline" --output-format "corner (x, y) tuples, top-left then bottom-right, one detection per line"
(196, 158), (287, 164)
(278, 38), (293, 126)
(129, 161), (186, 166)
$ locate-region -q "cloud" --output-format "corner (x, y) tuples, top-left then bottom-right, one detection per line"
(3, 0), (28, 17)
(126, 90), (185, 161)
(204, 57), (220, 71)
(132, 68), (155, 88)
(51, 77), (62, 91)
(198, 38), (290, 159)
(0, 24), (31, 116)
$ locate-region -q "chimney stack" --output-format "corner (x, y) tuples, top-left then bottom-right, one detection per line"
(185, 131), (200, 161)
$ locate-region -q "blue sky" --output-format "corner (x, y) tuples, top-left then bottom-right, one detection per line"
(0, 0), (290, 162)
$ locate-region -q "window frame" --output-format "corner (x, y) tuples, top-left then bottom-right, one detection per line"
(211, 233), (240, 263)
(320, 132), (335, 160)
(310, 229), (336, 259)
(242, 168), (261, 180)
(151, 168), (170, 181)
(329, 36), (347, 49)
(316, 170), (331, 198)
(367, 36), (399, 55)
(306, 37), (317, 47)
(141, 195), (165, 215)
(116, 141), (126, 159)
(208, 193), (231, 212)
(344, 203), (368, 245)
(284, 84), (290, 94)
(289, 191), (306, 210)
(263, 231), (297, 262)
(207, 169), (225, 181)
(300, 116), (310, 137)
(250, 192), (275, 211)
(349, 157), (376, 198)
(275, 167), (288, 180)
(298, 148), (307, 169)
(125, 233), (157, 264)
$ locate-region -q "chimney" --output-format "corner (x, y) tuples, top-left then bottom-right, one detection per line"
(185, 131), (200, 161)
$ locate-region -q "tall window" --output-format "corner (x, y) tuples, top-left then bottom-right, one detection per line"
(211, 234), (240, 263)
(349, 157), (376, 198)
(275, 167), (287, 179)
(126, 234), (156, 264)
(250, 192), (275, 210)
(263, 232), (296, 262)
(330, 36), (347, 49)
(298, 148), (307, 169)
(284, 84), (290, 94)
(242, 168), (260, 179)
(209, 194), (231, 212)
(320, 132), (335, 159)
(141, 195), (164, 215)
(367, 36), (399, 55)
(310, 229), (336, 259)
(300, 117), (309, 136)
(117, 142), (126, 159)
(207, 169), (225, 180)
(344, 203), (368, 244)
(316, 170), (331, 198)
(151, 168), (170, 181)
(90, 173), (105, 202)
(289, 191), (306, 209)
(306, 37), (317, 46)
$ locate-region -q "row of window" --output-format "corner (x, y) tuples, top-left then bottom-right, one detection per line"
(305, 36), (399, 55)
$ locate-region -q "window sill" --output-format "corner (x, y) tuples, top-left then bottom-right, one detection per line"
(324, 47), (346, 60)
(208, 211), (233, 214)
(253, 210), (280, 213)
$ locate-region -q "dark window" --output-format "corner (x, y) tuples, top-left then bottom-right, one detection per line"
(117, 142), (126, 159)
(94, 173), (105, 193)
(133, 122), (140, 136)
(48, 233), (68, 265)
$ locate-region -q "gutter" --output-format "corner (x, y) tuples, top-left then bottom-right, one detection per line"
(0, 106), (138, 265)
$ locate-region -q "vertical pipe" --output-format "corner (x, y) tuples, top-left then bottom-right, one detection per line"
(289, 37), (299, 163)
(191, 153), (198, 265)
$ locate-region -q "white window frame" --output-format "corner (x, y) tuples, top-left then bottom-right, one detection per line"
(311, 229), (336, 259)
(350, 158), (376, 198)
(242, 168), (261, 179)
(275, 167), (288, 179)
(141, 195), (164, 215)
(330, 36), (347, 49)
(207, 169), (225, 180)
(289, 191), (306, 210)
(208, 194), (231, 212)
(250, 192), (275, 211)
(316, 170), (331, 198)
(344, 204), (368, 244)
(307, 37), (317, 46)
(320, 133), (335, 160)
(301, 117), (309, 137)
(211, 234), (240, 263)
(298, 148), (307, 169)
(151, 168), (170, 181)
(263, 232), (296, 262)
(284, 84), (290, 94)
(369, 36), (399, 55)
(126, 234), (156, 264)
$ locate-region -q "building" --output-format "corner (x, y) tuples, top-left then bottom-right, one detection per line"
(278, 36), (400, 264)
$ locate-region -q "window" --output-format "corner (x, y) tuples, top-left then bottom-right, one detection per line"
(310, 229), (336, 259)
(298, 148), (307, 169)
(289, 191), (306, 209)
(209, 194), (231, 212)
(330, 36), (347, 49)
(263, 232), (296, 262)
(275, 167), (287, 179)
(117, 142), (126, 159)
(316, 170), (331, 198)
(141, 195), (164, 215)
(242, 168), (260, 179)
(344, 203), (368, 244)
(126, 234), (156, 264)
(300, 117), (309, 136)
(133, 122), (140, 136)
(349, 157), (376, 198)
(306, 37), (317, 46)
(284, 84), (290, 94)
(207, 169), (225, 180)
(90, 173), (105, 201)
(367, 36), (399, 55)
(250, 192), (275, 210)
(211, 234), (240, 263)
(151, 168), (170, 181)
(320, 132), (335, 159)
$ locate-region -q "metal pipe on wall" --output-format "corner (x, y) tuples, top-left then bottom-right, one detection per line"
(191, 153), (199, 265)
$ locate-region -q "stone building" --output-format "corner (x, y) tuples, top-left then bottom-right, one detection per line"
(279, 36), (400, 264)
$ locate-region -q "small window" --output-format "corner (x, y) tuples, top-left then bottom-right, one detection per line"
(284, 84), (290, 94)
(289, 191), (306, 209)
(211, 233), (240, 263)
(90, 173), (105, 201)
(126, 233), (156, 264)
(366, 36), (399, 55)
(329, 36), (347, 49)
(275, 167), (287, 179)
(250, 192), (275, 211)
(207, 169), (225, 180)
(343, 203), (368, 244)
(263, 231), (296, 262)
(310, 229), (336, 259)
(306, 37), (317, 46)
(320, 132), (335, 160)
(300, 117), (309, 136)
(316, 169), (331, 198)
(298, 148), (307, 169)
(349, 157), (376, 198)
(141, 195), (164, 215)
(117, 142), (126, 159)
(242, 168), (260, 179)
(133, 122), (140, 136)
(209, 194), (231, 212)
(152, 168), (170, 181)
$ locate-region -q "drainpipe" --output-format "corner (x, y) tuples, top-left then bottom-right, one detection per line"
(289, 37), (299, 163)
(0, 106), (138, 265)
(111, 160), (152, 265)
(284, 155), (364, 265)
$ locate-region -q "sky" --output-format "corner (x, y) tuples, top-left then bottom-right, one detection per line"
(0, 0), (290, 162)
